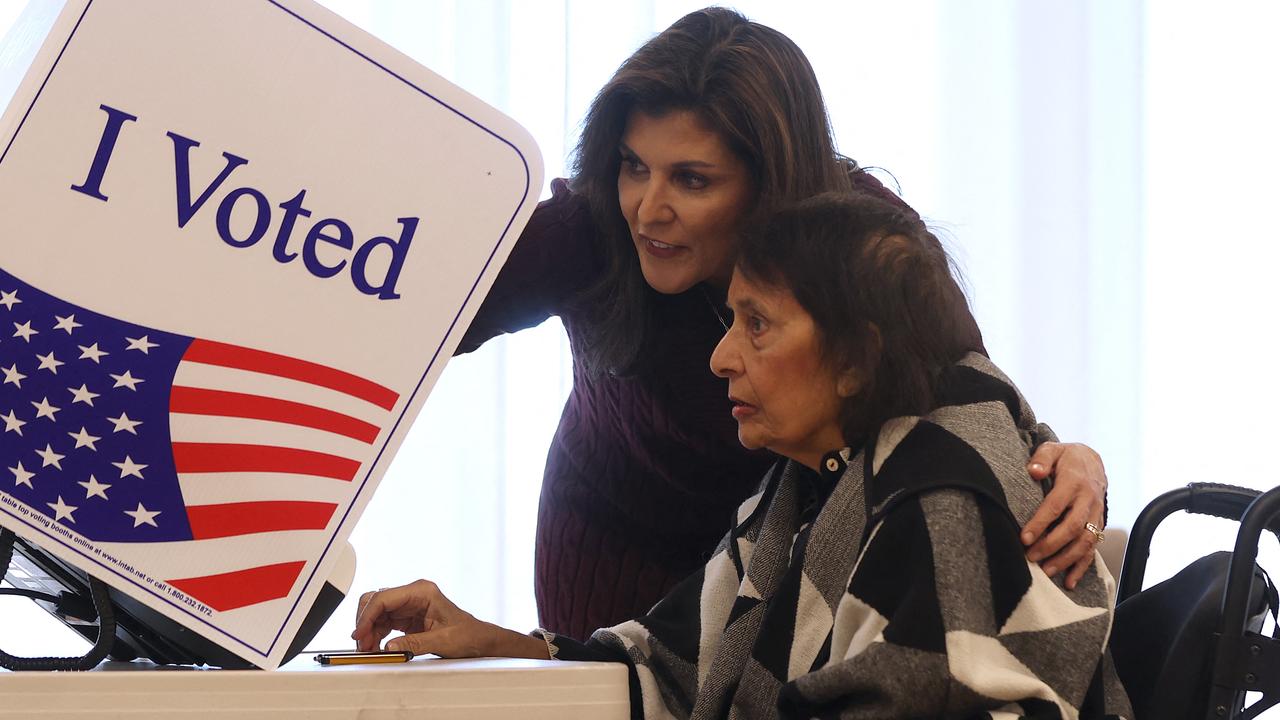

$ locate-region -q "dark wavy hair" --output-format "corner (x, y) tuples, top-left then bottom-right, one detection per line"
(570, 7), (853, 374)
(736, 192), (987, 441)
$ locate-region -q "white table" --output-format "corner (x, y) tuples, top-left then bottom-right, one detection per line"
(0, 654), (630, 719)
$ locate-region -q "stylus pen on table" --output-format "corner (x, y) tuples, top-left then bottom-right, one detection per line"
(314, 650), (415, 665)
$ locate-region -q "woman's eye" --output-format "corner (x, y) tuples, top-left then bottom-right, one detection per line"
(676, 171), (708, 190)
(620, 157), (648, 177)
(747, 315), (766, 335)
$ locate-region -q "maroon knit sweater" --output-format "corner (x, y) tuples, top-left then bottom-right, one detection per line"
(458, 175), (907, 640)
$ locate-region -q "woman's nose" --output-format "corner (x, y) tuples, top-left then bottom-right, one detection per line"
(710, 331), (739, 378)
(636, 179), (674, 226)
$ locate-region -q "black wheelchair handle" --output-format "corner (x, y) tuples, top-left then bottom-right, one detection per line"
(1188, 482), (1275, 526)
(1206, 485), (1280, 719)
(1221, 485), (1280, 640)
(1116, 483), (1271, 604)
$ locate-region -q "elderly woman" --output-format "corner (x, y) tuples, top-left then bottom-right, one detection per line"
(355, 193), (1132, 719)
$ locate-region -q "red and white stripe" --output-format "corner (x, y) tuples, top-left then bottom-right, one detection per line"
(161, 339), (398, 611)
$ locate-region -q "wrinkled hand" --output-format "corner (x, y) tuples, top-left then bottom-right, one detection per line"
(352, 579), (525, 658)
(1021, 442), (1108, 589)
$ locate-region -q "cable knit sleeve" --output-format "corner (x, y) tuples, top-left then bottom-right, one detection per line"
(455, 178), (602, 354)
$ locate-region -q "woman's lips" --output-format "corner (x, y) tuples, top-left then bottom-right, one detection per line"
(639, 234), (684, 259)
(730, 399), (756, 419)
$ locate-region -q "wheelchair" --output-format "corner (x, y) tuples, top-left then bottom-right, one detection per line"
(1112, 483), (1280, 720)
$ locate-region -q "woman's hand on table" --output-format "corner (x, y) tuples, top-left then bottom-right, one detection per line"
(352, 579), (549, 659)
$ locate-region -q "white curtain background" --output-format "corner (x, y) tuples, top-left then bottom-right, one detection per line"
(1, 0), (1278, 686)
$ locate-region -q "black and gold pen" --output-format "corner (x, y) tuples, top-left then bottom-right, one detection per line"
(314, 650), (414, 665)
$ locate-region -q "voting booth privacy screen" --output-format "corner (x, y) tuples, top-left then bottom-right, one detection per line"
(0, 0), (542, 668)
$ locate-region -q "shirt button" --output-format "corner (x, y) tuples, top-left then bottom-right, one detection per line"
(825, 458), (840, 472)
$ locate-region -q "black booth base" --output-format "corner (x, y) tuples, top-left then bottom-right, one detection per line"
(4, 533), (344, 669)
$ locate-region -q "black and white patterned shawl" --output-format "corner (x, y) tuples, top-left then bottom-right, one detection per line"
(543, 353), (1133, 719)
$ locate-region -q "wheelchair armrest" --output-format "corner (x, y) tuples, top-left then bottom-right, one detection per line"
(1189, 483), (1268, 524)
(1117, 483), (1278, 604)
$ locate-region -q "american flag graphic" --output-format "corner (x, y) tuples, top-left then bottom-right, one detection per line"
(0, 266), (398, 613)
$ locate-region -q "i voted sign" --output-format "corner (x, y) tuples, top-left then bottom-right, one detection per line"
(73, 104), (421, 300)
(0, 0), (542, 668)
